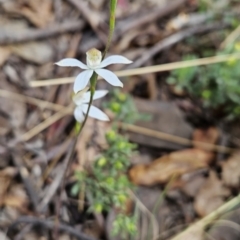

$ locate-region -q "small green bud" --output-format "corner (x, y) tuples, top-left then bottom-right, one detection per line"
(110, 102), (121, 113)
(74, 122), (81, 133)
(227, 57), (237, 66)
(202, 90), (211, 99)
(115, 161), (123, 169)
(128, 222), (136, 232)
(106, 177), (115, 186)
(117, 194), (127, 203)
(106, 130), (117, 141)
(234, 42), (240, 51)
(117, 141), (126, 150)
(94, 203), (103, 213)
(97, 157), (107, 167)
(118, 92), (127, 102)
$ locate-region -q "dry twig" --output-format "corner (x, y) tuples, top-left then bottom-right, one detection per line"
(67, 0), (107, 43)
(0, 20), (85, 44)
(12, 153), (39, 212)
(29, 52), (240, 87)
(0, 89), (64, 111)
(38, 140), (74, 212)
(115, 0), (188, 38)
(1, 90), (236, 153)
(8, 216), (96, 240)
(130, 22), (229, 68)
(119, 123), (235, 154)
(171, 195), (240, 240)
(220, 24), (240, 49)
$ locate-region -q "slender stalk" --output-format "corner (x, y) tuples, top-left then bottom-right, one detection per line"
(55, 1), (118, 238)
(103, 0), (118, 58)
(54, 73), (97, 239)
(171, 194), (240, 240)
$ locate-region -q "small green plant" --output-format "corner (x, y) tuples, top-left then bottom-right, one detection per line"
(71, 89), (146, 237)
(72, 128), (137, 237)
(167, 43), (240, 120)
(104, 88), (150, 123)
(112, 213), (138, 238)
(39, 0), (137, 239)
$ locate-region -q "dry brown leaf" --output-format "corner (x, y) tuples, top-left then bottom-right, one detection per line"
(82, 220), (103, 239)
(59, 234), (71, 240)
(222, 151), (240, 188)
(0, 47), (11, 66)
(0, 115), (10, 136)
(0, 206), (19, 227)
(0, 167), (17, 199)
(2, 194), (27, 208)
(181, 170), (207, 197)
(10, 42), (54, 64)
(130, 99), (193, 150)
(129, 148), (213, 186)
(2, 0), (53, 28)
(194, 171), (230, 217)
(193, 127), (219, 148)
(0, 181), (28, 209)
(166, 13), (189, 31)
(0, 168), (27, 209)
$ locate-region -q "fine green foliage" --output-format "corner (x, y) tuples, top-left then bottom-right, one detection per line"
(167, 43), (240, 120)
(112, 213), (138, 238)
(72, 129), (137, 237)
(104, 89), (149, 123)
(72, 90), (142, 237)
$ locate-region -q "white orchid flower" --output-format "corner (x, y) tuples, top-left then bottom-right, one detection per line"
(55, 48), (132, 93)
(73, 88), (109, 122)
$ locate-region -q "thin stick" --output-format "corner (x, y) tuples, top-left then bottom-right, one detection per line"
(1, 90), (235, 153)
(0, 89), (64, 111)
(171, 194), (240, 240)
(30, 53), (240, 87)
(38, 140), (74, 212)
(18, 105), (73, 142)
(12, 153), (39, 212)
(130, 190), (159, 240)
(120, 123), (235, 154)
(220, 24), (240, 49)
(0, 20), (85, 44)
(8, 216), (96, 240)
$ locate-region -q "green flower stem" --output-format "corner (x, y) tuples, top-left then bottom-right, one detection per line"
(58, 73), (97, 217)
(79, 72), (97, 133)
(103, 0), (118, 59)
(73, 72), (98, 211)
(57, 0), (118, 230)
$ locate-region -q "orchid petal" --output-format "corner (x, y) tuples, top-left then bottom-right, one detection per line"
(73, 70), (93, 93)
(72, 87), (89, 105)
(55, 58), (88, 69)
(83, 90), (108, 103)
(98, 55), (132, 68)
(74, 107), (84, 122)
(82, 104), (109, 121)
(72, 93), (83, 105)
(95, 69), (123, 87)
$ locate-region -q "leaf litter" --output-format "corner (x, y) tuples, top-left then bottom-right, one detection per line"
(0, 0), (240, 240)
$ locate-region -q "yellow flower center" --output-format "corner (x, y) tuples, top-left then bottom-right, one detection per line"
(86, 48), (102, 68)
